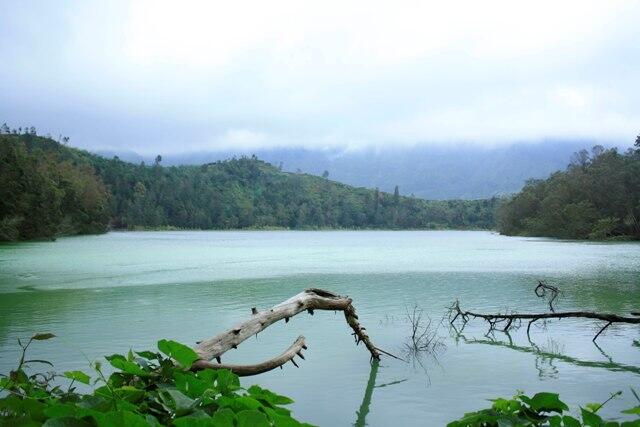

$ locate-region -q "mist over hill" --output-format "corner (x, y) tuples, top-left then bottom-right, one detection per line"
(98, 141), (605, 200)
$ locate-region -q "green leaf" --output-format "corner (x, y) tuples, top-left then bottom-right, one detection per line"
(211, 408), (236, 427)
(157, 388), (196, 416)
(562, 415), (583, 427)
(105, 354), (149, 377)
(529, 392), (569, 413)
(581, 407), (604, 426)
(248, 385), (295, 406)
(43, 418), (92, 427)
(44, 403), (78, 419)
(135, 351), (159, 360)
(237, 409), (270, 427)
(548, 415), (563, 427)
(215, 369), (240, 394)
(64, 370), (91, 385)
(174, 371), (217, 399)
(93, 410), (149, 427)
(115, 386), (145, 403)
(174, 417), (218, 427)
(157, 339), (199, 367)
(622, 406), (640, 415)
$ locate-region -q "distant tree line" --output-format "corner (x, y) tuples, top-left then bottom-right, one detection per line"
(498, 138), (640, 240)
(0, 131), (498, 241)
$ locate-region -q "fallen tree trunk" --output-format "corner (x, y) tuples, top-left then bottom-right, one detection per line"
(449, 300), (640, 341)
(192, 288), (385, 376)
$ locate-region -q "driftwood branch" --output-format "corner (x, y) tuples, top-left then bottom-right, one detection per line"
(449, 300), (640, 342)
(192, 288), (384, 376)
(192, 336), (307, 376)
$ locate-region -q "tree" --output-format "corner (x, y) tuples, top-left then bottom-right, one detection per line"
(322, 170), (329, 179)
(155, 154), (162, 165)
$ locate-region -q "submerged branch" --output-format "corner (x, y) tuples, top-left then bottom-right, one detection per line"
(449, 300), (640, 341)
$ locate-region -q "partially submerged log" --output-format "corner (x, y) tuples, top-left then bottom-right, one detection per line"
(192, 288), (386, 376)
(449, 300), (640, 342)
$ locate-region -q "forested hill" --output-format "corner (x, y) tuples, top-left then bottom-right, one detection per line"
(497, 141), (640, 240)
(99, 142), (591, 200)
(0, 133), (498, 241)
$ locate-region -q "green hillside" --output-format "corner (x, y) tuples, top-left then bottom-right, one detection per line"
(497, 142), (640, 240)
(0, 132), (498, 241)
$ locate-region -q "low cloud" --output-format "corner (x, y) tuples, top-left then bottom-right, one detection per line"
(1, 0), (639, 153)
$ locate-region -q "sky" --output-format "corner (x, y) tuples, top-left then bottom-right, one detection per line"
(1, 0), (639, 154)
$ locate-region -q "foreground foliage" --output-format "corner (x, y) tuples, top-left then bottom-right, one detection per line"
(0, 130), (498, 241)
(498, 140), (640, 240)
(0, 333), (310, 426)
(448, 390), (640, 427)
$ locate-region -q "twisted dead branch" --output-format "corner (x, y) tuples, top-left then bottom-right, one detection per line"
(449, 300), (640, 342)
(192, 288), (393, 376)
(534, 281), (561, 312)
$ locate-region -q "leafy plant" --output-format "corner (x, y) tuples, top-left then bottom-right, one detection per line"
(448, 390), (640, 427)
(0, 333), (312, 426)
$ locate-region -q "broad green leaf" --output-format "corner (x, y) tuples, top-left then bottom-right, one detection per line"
(248, 385), (295, 406)
(157, 388), (196, 416)
(218, 395), (263, 412)
(43, 417), (92, 427)
(174, 417), (218, 427)
(529, 392), (569, 413)
(135, 350), (159, 360)
(93, 410), (149, 427)
(115, 386), (145, 403)
(64, 370), (91, 385)
(581, 407), (604, 426)
(237, 409), (270, 427)
(211, 408), (236, 427)
(562, 415), (583, 427)
(44, 403), (78, 419)
(548, 415), (562, 427)
(105, 354), (149, 377)
(174, 371), (216, 399)
(157, 339), (199, 367)
(215, 369), (240, 394)
(622, 406), (640, 415)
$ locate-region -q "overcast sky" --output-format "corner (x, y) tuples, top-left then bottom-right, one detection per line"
(1, 1), (639, 154)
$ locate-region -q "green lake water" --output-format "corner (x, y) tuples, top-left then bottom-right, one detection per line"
(0, 230), (639, 425)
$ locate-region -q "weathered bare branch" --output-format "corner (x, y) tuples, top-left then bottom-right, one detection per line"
(192, 288), (383, 375)
(192, 336), (307, 376)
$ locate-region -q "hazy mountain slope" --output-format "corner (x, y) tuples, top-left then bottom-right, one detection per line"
(100, 142), (600, 200)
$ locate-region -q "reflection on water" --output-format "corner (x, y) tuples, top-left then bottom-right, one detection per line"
(0, 231), (639, 426)
(354, 361), (379, 427)
(453, 331), (640, 377)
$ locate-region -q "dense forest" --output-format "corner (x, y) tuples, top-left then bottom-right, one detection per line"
(0, 130), (498, 241)
(498, 139), (640, 240)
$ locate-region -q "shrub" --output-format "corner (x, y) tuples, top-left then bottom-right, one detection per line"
(0, 333), (311, 426)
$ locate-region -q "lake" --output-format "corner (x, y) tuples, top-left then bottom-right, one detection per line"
(1, 230), (639, 425)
